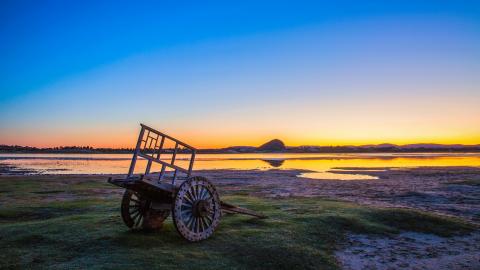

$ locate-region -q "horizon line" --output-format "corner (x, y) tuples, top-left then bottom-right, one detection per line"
(2, 142), (480, 150)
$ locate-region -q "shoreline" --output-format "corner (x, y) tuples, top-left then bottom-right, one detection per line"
(0, 149), (480, 155)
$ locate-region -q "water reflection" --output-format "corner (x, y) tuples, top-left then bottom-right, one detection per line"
(1, 153), (480, 180)
(298, 172), (378, 180)
(261, 159), (285, 167)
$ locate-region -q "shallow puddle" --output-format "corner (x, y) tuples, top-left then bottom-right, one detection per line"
(298, 171), (378, 180)
(1, 152), (480, 175)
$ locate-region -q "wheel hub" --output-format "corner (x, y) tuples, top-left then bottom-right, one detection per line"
(192, 199), (210, 217)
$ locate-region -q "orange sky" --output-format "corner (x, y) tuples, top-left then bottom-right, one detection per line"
(1, 3), (479, 148)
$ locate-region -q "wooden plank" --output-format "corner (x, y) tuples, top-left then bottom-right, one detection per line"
(188, 151), (196, 177)
(171, 142), (178, 165)
(172, 169), (178, 185)
(156, 136), (165, 159)
(159, 164), (166, 181)
(220, 201), (266, 218)
(145, 160), (152, 175)
(141, 123), (196, 150)
(128, 126), (145, 177)
(138, 152), (189, 174)
(141, 178), (176, 193)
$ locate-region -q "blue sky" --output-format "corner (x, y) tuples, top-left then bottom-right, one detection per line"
(1, 1), (479, 147)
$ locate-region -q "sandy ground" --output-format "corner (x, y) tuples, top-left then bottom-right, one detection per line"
(336, 232), (480, 270)
(198, 166), (480, 270)
(2, 164), (480, 269)
(198, 167), (480, 223)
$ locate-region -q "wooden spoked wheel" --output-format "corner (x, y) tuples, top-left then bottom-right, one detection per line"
(172, 176), (221, 242)
(121, 190), (169, 229)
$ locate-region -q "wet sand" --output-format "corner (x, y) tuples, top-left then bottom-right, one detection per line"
(197, 166), (480, 223)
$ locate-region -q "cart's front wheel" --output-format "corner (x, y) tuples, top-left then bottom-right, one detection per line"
(172, 176), (221, 242)
(121, 190), (169, 230)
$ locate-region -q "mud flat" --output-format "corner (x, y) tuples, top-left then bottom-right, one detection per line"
(199, 166), (480, 223)
(199, 166), (480, 269)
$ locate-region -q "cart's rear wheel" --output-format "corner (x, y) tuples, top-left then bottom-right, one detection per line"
(172, 176), (221, 242)
(121, 190), (169, 229)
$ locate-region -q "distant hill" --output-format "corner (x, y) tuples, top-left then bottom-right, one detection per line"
(285, 143), (480, 153)
(208, 141), (480, 153)
(1, 141), (479, 154)
(258, 139), (286, 152)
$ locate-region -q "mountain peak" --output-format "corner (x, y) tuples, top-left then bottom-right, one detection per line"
(258, 139), (286, 152)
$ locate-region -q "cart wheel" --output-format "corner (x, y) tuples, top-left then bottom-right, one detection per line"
(172, 176), (221, 242)
(121, 190), (170, 229)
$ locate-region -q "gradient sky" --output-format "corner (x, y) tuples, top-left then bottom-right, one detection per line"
(1, 1), (479, 148)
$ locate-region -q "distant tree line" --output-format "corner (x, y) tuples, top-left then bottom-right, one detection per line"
(0, 145), (134, 154)
(1, 143), (479, 154)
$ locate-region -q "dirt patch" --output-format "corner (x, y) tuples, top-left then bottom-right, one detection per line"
(0, 163), (38, 175)
(198, 167), (480, 224)
(336, 232), (480, 270)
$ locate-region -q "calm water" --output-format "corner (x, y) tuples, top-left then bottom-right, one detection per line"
(1, 152), (480, 180)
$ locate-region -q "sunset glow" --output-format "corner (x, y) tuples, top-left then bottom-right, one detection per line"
(1, 1), (479, 148)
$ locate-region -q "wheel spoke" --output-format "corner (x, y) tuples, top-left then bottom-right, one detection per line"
(194, 185), (199, 200)
(181, 209), (192, 218)
(129, 209), (139, 215)
(191, 217), (198, 232)
(198, 186), (206, 199)
(199, 218), (204, 232)
(194, 218), (199, 233)
(187, 189), (196, 201)
(129, 208), (140, 215)
(198, 185), (203, 200)
(129, 200), (140, 205)
(133, 211), (141, 227)
(201, 195), (212, 202)
(203, 188), (210, 200)
(131, 209), (141, 220)
(181, 204), (192, 211)
(204, 215), (213, 226)
(198, 217), (203, 232)
(135, 214), (142, 228)
(191, 217), (196, 232)
(181, 211), (192, 219)
(185, 211), (194, 224)
(186, 215), (194, 230)
(199, 217), (207, 232)
(182, 201), (193, 208)
(205, 216), (212, 228)
(183, 194), (193, 204)
(195, 185), (201, 200)
(192, 186), (198, 201)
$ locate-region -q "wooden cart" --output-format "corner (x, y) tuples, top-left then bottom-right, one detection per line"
(108, 124), (265, 242)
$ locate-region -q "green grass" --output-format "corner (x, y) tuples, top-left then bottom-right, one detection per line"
(0, 176), (477, 270)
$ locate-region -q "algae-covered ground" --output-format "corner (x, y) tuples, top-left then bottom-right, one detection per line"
(0, 174), (477, 270)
